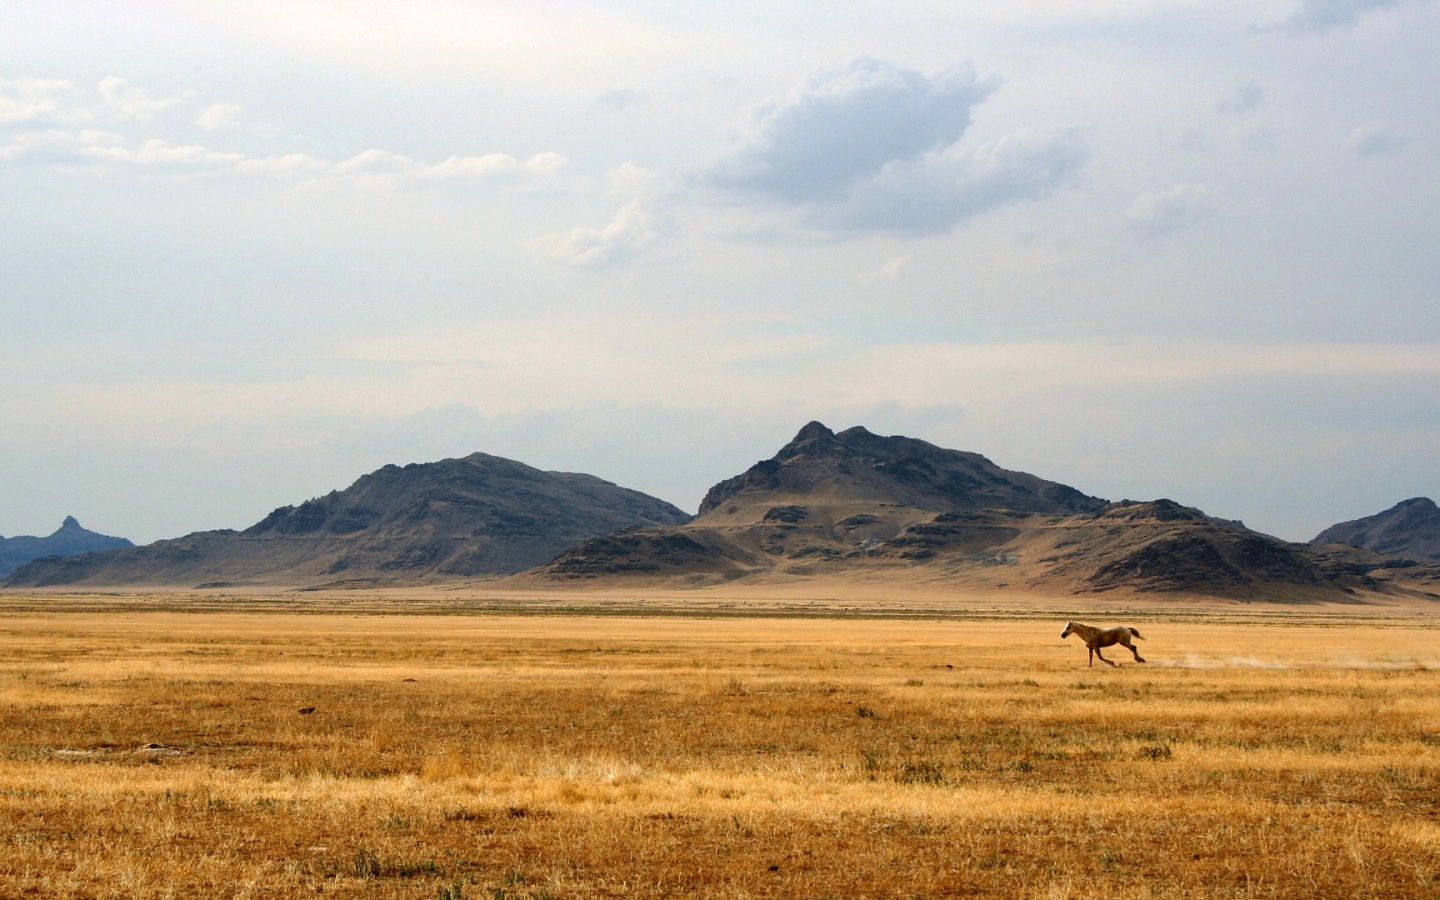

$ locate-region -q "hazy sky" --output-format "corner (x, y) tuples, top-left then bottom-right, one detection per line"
(2, 0), (1437, 544)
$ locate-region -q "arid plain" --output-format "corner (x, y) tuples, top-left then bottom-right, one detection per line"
(3, 586), (1439, 898)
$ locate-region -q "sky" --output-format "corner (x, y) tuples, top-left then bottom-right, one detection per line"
(2, 0), (1438, 545)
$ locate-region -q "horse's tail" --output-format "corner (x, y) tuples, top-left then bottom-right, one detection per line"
(1129, 627), (1145, 641)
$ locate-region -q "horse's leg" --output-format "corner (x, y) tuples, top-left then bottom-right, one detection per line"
(1095, 646), (1117, 667)
(1087, 646), (1094, 667)
(1120, 636), (1145, 663)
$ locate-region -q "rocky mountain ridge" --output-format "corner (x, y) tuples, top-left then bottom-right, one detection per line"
(5, 453), (689, 588)
(698, 421), (1105, 517)
(1311, 497), (1440, 562)
(0, 517), (134, 578)
(8, 425), (1435, 602)
(533, 423), (1409, 602)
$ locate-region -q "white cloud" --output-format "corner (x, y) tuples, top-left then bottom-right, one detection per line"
(0, 125), (567, 186)
(594, 89), (649, 113)
(827, 125), (1089, 234)
(548, 199), (670, 269)
(419, 151), (566, 182)
(0, 78), (84, 126)
(1126, 184), (1225, 240)
(97, 76), (182, 120)
(324, 149), (567, 189)
(333, 148), (415, 174)
(1344, 120), (1407, 156)
(872, 255), (914, 281)
(195, 103), (244, 130)
(0, 129), (99, 165)
(88, 138), (246, 171)
(0, 129), (241, 172)
(705, 57), (1000, 203)
(327, 148), (567, 184)
(233, 153), (330, 177)
(0, 77), (566, 189)
(606, 162), (666, 194)
(195, 103), (281, 139)
(3, 76), (181, 126)
(547, 163), (681, 267)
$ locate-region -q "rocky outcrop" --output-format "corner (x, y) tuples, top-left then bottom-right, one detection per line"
(699, 422), (1106, 516)
(534, 423), (1370, 601)
(0, 517), (134, 578)
(6, 454), (690, 588)
(1312, 498), (1440, 562)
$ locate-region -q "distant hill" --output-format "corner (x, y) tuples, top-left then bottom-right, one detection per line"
(530, 422), (1374, 602)
(1311, 498), (1440, 561)
(0, 517), (134, 578)
(5, 454), (690, 588)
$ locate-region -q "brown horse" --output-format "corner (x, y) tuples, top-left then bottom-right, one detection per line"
(1061, 621), (1146, 667)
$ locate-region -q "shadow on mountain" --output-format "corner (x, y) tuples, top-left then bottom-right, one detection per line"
(6, 454), (689, 589)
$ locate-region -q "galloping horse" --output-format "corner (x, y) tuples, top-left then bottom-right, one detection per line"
(1061, 621), (1146, 667)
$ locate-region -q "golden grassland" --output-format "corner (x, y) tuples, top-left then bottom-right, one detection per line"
(2, 591), (1440, 897)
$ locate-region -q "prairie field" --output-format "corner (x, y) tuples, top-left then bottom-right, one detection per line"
(2, 592), (1440, 898)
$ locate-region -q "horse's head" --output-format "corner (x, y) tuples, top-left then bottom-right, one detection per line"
(1060, 621), (1074, 638)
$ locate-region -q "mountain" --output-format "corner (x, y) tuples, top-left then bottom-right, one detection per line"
(538, 421), (1104, 578)
(0, 517), (134, 578)
(5, 453), (690, 588)
(697, 420), (1106, 518)
(531, 422), (1367, 601)
(1311, 498), (1440, 562)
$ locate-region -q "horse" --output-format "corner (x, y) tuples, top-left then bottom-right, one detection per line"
(1061, 621), (1146, 667)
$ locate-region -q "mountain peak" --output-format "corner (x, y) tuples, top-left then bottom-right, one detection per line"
(1, 518), (134, 580)
(540, 422), (1357, 601)
(1312, 497), (1440, 561)
(794, 421), (834, 441)
(775, 422), (840, 461)
(698, 421), (1106, 517)
(9, 451), (689, 588)
(1395, 497), (1438, 512)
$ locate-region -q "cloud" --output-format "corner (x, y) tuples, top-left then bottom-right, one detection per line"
(328, 148), (567, 187)
(232, 153), (330, 177)
(825, 125), (1089, 234)
(1126, 184), (1224, 240)
(0, 76), (566, 189)
(1216, 82), (1264, 116)
(195, 103), (244, 130)
(87, 138), (246, 171)
(420, 151), (566, 182)
(548, 199), (670, 268)
(1279, 0), (1414, 30)
(0, 128), (309, 174)
(0, 129), (243, 171)
(871, 255), (914, 281)
(0, 78), (84, 126)
(1344, 120), (1407, 156)
(705, 57), (1000, 203)
(701, 58), (1087, 235)
(0, 125), (566, 186)
(331, 148), (416, 175)
(547, 163), (680, 268)
(605, 161), (666, 193)
(195, 103), (281, 139)
(594, 89), (650, 113)
(97, 77), (182, 120)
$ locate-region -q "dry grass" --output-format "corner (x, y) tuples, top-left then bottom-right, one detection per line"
(2, 598), (1440, 897)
